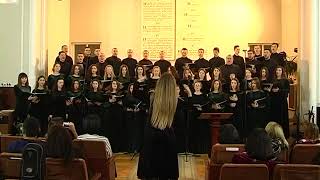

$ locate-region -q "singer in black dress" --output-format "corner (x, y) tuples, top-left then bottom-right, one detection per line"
(189, 81), (210, 154)
(117, 64), (131, 91)
(227, 78), (244, 138)
(270, 66), (290, 137)
(259, 67), (272, 93)
(29, 76), (50, 136)
(85, 64), (102, 86)
(103, 80), (125, 152)
(241, 68), (253, 91)
(48, 63), (64, 90)
(246, 77), (269, 137)
(123, 84), (145, 153)
(208, 80), (227, 112)
(65, 65), (83, 90)
(14, 73), (32, 122)
(196, 68), (211, 94)
(50, 77), (67, 119)
(66, 80), (83, 134)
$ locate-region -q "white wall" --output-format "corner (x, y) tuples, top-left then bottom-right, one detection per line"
(0, 0), (33, 87)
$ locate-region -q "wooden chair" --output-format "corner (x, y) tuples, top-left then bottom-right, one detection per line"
(206, 144), (245, 180)
(290, 144), (320, 164)
(0, 152), (22, 178)
(46, 158), (88, 180)
(0, 135), (45, 153)
(220, 163), (269, 180)
(73, 139), (116, 180)
(273, 164), (320, 180)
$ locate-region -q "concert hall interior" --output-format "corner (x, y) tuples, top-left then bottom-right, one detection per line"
(0, 0), (320, 180)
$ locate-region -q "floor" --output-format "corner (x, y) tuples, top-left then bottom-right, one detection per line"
(114, 153), (208, 180)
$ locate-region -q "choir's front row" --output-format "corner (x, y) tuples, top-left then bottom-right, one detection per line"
(13, 63), (290, 154)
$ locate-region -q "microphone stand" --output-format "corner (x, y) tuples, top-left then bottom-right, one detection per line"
(80, 55), (91, 134)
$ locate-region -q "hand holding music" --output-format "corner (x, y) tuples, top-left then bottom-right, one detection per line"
(251, 100), (259, 108)
(272, 87), (280, 92)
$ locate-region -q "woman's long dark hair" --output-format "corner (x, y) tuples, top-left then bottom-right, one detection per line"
(245, 128), (274, 161)
(47, 126), (74, 165)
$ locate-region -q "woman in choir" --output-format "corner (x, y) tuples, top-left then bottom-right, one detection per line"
(138, 73), (179, 180)
(168, 66), (179, 82)
(259, 67), (272, 92)
(241, 68), (253, 91)
(117, 64), (131, 91)
(123, 83), (144, 153)
(29, 76), (50, 136)
(227, 78), (244, 138)
(133, 65), (148, 106)
(103, 65), (116, 91)
(196, 68), (211, 94)
(104, 80), (125, 152)
(180, 69), (194, 97)
(66, 80), (83, 134)
(85, 64), (101, 83)
(246, 77), (269, 137)
(50, 77), (68, 120)
(148, 66), (161, 92)
(270, 66), (290, 137)
(211, 67), (226, 92)
(65, 64), (83, 90)
(189, 81), (210, 154)
(14, 73), (32, 123)
(208, 80), (227, 112)
(85, 79), (104, 134)
(172, 85), (188, 153)
(48, 63), (63, 90)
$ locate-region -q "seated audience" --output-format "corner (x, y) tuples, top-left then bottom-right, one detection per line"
(219, 124), (241, 144)
(48, 117), (112, 158)
(265, 121), (289, 156)
(46, 126), (101, 180)
(232, 128), (279, 173)
(8, 116), (41, 153)
(298, 122), (320, 144)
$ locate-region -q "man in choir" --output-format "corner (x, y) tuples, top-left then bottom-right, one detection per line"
(174, 48), (192, 78)
(271, 43), (285, 67)
(106, 48), (122, 75)
(154, 51), (171, 74)
(139, 50), (153, 78)
(122, 49), (138, 79)
(96, 52), (108, 76)
(209, 47), (225, 74)
(194, 48), (210, 72)
(56, 51), (72, 77)
(261, 49), (277, 77)
(55, 45), (73, 66)
(139, 50), (153, 66)
(83, 47), (92, 66)
(220, 55), (241, 81)
(254, 45), (262, 58)
(76, 52), (85, 75)
(233, 45), (245, 79)
(88, 48), (100, 67)
(245, 50), (259, 77)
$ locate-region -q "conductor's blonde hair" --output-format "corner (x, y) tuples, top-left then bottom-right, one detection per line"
(151, 73), (177, 130)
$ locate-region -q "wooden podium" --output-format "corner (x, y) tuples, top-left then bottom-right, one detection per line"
(199, 113), (233, 146)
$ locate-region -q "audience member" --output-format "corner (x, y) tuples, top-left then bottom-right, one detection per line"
(265, 121), (289, 156)
(8, 116), (41, 153)
(298, 122), (320, 144)
(219, 124), (241, 144)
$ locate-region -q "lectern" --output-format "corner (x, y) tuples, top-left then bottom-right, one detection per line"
(199, 113), (233, 146)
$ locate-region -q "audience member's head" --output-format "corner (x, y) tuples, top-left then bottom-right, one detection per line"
(219, 124), (240, 144)
(48, 117), (64, 134)
(245, 128), (275, 161)
(47, 126), (74, 165)
(265, 121), (289, 149)
(23, 116), (41, 137)
(304, 123), (320, 140)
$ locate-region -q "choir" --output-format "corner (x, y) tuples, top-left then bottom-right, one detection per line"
(13, 45), (290, 154)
